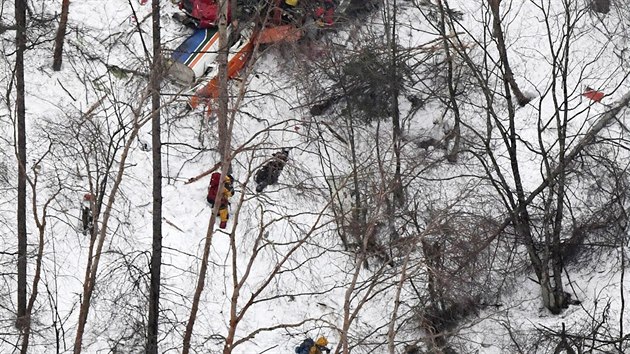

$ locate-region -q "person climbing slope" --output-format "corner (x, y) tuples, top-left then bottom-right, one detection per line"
(207, 172), (235, 228)
(81, 193), (94, 236)
(254, 148), (290, 193)
(295, 336), (331, 354)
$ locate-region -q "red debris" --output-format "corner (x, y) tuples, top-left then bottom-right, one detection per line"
(582, 87), (605, 103)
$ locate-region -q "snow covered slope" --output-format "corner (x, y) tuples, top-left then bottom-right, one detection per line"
(2, 0), (630, 353)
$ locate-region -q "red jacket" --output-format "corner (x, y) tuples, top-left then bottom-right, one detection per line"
(207, 172), (233, 206)
(314, 0), (335, 26)
(582, 87), (605, 103)
(180, 0), (232, 28)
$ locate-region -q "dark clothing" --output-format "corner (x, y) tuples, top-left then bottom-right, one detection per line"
(81, 205), (93, 235)
(81, 194), (95, 236)
(255, 150), (289, 192)
(295, 338), (330, 354)
(295, 338), (314, 354)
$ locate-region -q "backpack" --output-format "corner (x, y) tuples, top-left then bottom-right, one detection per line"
(295, 338), (314, 354)
(207, 172), (221, 202)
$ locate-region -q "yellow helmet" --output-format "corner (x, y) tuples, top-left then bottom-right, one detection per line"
(224, 175), (231, 183)
(315, 336), (328, 347)
(285, 0), (298, 6)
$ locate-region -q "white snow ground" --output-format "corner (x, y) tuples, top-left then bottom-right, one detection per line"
(1, 0), (630, 353)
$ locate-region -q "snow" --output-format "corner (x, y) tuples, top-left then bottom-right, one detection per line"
(2, 0), (630, 353)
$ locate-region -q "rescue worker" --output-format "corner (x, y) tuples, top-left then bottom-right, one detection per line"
(295, 336), (331, 354)
(174, 0), (232, 28)
(272, 0), (300, 25)
(254, 148), (290, 193)
(313, 0), (335, 26)
(81, 193), (94, 236)
(207, 172), (235, 228)
(282, 0), (299, 22)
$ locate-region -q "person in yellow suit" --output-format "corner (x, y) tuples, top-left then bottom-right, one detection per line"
(310, 337), (330, 354)
(217, 175), (234, 228)
(207, 172), (234, 229)
(295, 336), (330, 354)
(280, 0), (300, 24)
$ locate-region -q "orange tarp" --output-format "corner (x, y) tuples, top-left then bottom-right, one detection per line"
(189, 39), (254, 110)
(257, 25), (303, 44)
(188, 23), (303, 115)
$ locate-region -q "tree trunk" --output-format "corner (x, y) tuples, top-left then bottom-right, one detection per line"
(488, 0), (531, 107)
(52, 0), (70, 71)
(540, 272), (566, 314)
(146, 0), (162, 352)
(385, 0), (404, 206)
(182, 0), (231, 352)
(216, 0), (229, 160)
(20, 207), (48, 354)
(436, 0), (461, 162)
(15, 0), (28, 331)
(490, 0), (563, 315)
(387, 253), (412, 354)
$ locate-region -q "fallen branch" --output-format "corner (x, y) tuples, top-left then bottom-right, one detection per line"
(105, 64), (149, 79)
(83, 96), (106, 118)
(163, 217), (184, 233)
(184, 161), (221, 184)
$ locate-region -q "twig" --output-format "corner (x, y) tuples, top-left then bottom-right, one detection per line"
(163, 217), (184, 233)
(184, 162), (221, 184)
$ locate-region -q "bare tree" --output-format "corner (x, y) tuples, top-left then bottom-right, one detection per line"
(19, 148), (62, 354)
(435, 0), (462, 161)
(14, 0), (28, 332)
(382, 0), (405, 204)
(181, 0), (233, 351)
(216, 0), (230, 159)
(434, 0), (630, 314)
(72, 92), (155, 354)
(52, 0), (70, 71)
(146, 0), (162, 352)
(487, 0), (531, 107)
(220, 186), (337, 354)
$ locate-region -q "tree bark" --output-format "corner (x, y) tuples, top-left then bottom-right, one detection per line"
(20, 189), (51, 353)
(387, 252), (412, 354)
(437, 0), (461, 162)
(52, 0), (70, 71)
(15, 0), (28, 331)
(488, 0), (531, 107)
(146, 0), (162, 352)
(488, 0), (564, 314)
(387, 0), (404, 206)
(182, 0), (231, 352)
(216, 0), (229, 160)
